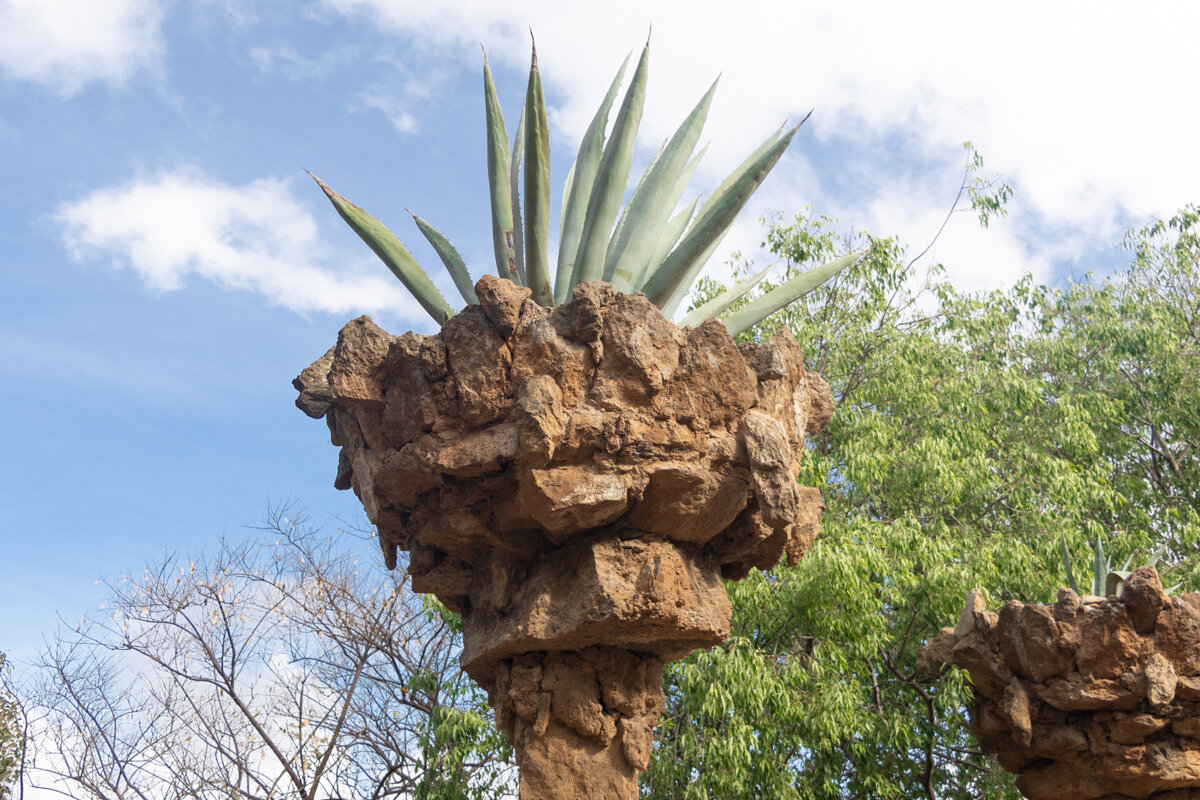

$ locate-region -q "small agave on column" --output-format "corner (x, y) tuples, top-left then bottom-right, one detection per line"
(296, 37), (861, 799)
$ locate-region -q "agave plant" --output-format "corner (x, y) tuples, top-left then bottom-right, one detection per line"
(311, 38), (866, 335)
(1061, 534), (1180, 597)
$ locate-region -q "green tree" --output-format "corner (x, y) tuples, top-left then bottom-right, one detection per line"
(642, 204), (1200, 799)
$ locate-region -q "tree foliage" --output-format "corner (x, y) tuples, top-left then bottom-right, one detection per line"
(642, 205), (1200, 799)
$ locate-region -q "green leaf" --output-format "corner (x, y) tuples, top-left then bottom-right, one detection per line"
(643, 117), (806, 312)
(643, 194), (700, 287)
(555, 52), (630, 303)
(509, 103), (527, 286)
(678, 261), (773, 328)
(722, 248), (866, 337)
(603, 139), (666, 283)
(308, 173), (453, 325)
(523, 40), (552, 306)
(409, 211), (477, 305)
(483, 51), (518, 282)
(607, 78), (717, 293)
(570, 41), (649, 287)
(1093, 536), (1107, 596)
(1061, 535), (1078, 592)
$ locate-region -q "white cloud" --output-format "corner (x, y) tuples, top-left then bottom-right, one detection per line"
(57, 168), (425, 318)
(358, 87), (419, 133)
(0, 0), (164, 95)
(315, 0), (1200, 288)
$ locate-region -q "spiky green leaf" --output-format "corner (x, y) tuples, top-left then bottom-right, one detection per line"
(483, 52), (518, 282)
(642, 195), (700, 288)
(309, 174), (453, 324)
(722, 248), (866, 337)
(510, 104), (527, 285)
(409, 211), (477, 305)
(607, 78), (717, 292)
(603, 139), (666, 283)
(570, 42), (649, 287)
(643, 119), (806, 311)
(523, 42), (552, 305)
(678, 262), (774, 328)
(555, 53), (630, 303)
(1061, 535), (1078, 593)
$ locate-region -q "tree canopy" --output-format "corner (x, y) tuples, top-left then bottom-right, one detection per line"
(641, 205), (1200, 799)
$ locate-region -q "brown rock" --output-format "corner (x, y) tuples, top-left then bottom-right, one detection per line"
(1145, 652), (1179, 708)
(741, 410), (799, 529)
(461, 536), (730, 682)
(380, 333), (438, 446)
(1109, 713), (1170, 744)
(627, 462), (748, 544)
(953, 631), (1013, 697)
(1157, 599), (1200, 676)
(804, 370), (836, 436)
(592, 292), (682, 409)
(656, 319), (757, 428)
(1177, 675), (1200, 701)
(785, 487), (824, 566)
(442, 304), (513, 426)
(329, 316), (391, 410)
(916, 627), (957, 679)
(1076, 601), (1141, 679)
(509, 306), (594, 409)
(1031, 724), (1090, 758)
(1000, 677), (1034, 747)
(519, 466), (631, 542)
(475, 274), (531, 339)
(1039, 674), (1142, 711)
(293, 346), (334, 418)
(999, 601), (1075, 682)
(1126, 565), (1169, 634)
(514, 375), (566, 469)
(957, 589), (988, 639)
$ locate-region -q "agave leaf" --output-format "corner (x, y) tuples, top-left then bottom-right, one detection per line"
(483, 52), (518, 282)
(1106, 570), (1132, 598)
(607, 78), (718, 292)
(641, 195), (700, 288)
(603, 139), (666, 284)
(633, 145), (708, 290)
(1093, 536), (1107, 597)
(510, 103), (527, 285)
(524, 41), (552, 305)
(309, 173), (453, 325)
(1061, 534), (1078, 593)
(409, 211), (477, 305)
(559, 162), (575, 244)
(570, 41), (649, 287)
(722, 248), (866, 337)
(660, 232), (727, 319)
(678, 262), (774, 328)
(644, 119), (805, 310)
(1146, 542), (1168, 568)
(555, 52), (630, 303)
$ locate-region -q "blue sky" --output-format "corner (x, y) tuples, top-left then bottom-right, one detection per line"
(2, 0), (1199, 663)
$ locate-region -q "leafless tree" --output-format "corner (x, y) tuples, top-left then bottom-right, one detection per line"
(21, 508), (513, 800)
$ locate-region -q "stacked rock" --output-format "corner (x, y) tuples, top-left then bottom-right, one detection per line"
(924, 566), (1200, 800)
(294, 275), (832, 799)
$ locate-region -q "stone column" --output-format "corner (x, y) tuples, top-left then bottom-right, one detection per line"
(491, 648), (663, 800)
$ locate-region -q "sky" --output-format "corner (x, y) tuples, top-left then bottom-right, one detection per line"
(2, 0), (1199, 671)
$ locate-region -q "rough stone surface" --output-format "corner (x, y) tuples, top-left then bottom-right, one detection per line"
(294, 278), (833, 798)
(923, 571), (1200, 800)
